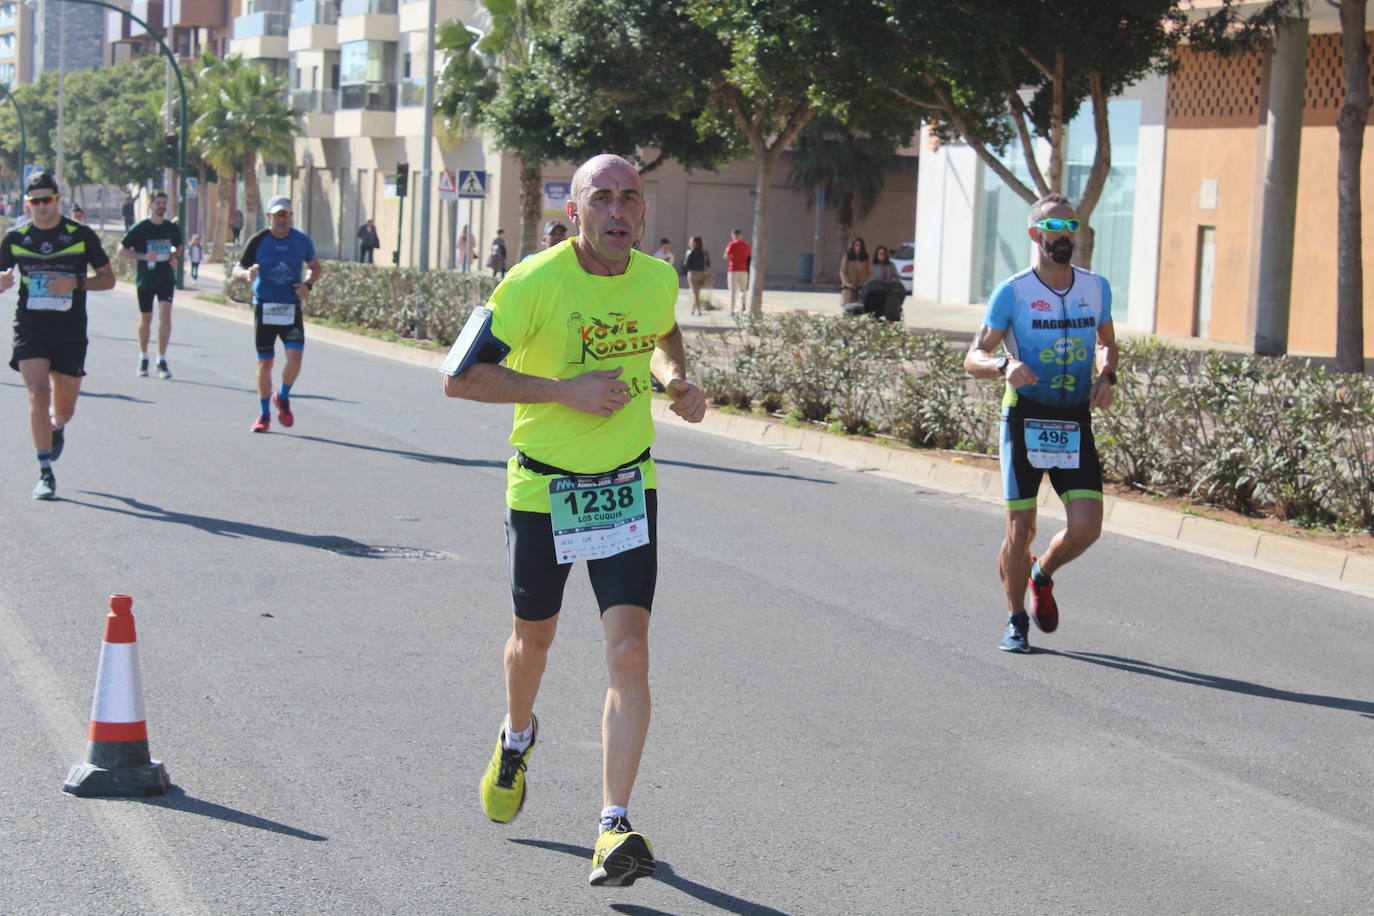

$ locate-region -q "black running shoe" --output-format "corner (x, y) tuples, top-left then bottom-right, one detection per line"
(49, 426), (64, 462)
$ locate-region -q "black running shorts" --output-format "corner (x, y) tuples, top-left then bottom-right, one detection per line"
(504, 489), (658, 621)
(999, 396), (1102, 510)
(10, 322), (87, 377)
(136, 281), (175, 314)
(255, 320), (305, 357)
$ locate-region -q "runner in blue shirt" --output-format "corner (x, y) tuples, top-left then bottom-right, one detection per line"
(964, 193), (1120, 653)
(231, 196), (321, 433)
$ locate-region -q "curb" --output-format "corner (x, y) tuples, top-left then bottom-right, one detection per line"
(176, 284), (1374, 601)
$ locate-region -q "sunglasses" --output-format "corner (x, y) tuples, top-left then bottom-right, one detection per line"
(27, 195), (55, 205)
(1034, 218), (1079, 232)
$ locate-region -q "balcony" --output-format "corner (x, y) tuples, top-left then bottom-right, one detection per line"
(292, 0), (337, 26)
(340, 81), (396, 110)
(234, 10), (289, 37)
(290, 0), (338, 50)
(340, 0), (396, 14)
(336, 0), (397, 42)
(291, 87), (339, 113)
(291, 88), (337, 135)
(398, 0), (463, 33)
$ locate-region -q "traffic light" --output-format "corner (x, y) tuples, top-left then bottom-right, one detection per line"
(163, 134), (177, 165)
(396, 161), (409, 198)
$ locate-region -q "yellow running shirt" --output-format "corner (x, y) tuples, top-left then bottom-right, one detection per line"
(488, 240), (679, 512)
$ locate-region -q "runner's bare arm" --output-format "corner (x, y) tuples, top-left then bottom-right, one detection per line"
(965, 324), (1038, 388)
(85, 262), (117, 292)
(443, 363), (631, 418)
(650, 325), (705, 423)
(1090, 320), (1119, 410)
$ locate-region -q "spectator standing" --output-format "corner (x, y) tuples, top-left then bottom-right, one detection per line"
(457, 226), (472, 272)
(723, 229), (751, 314)
(229, 208), (244, 244)
(187, 234), (204, 282)
(651, 238), (675, 269)
(357, 219), (381, 263)
(121, 193), (135, 231)
(839, 237), (871, 307)
(488, 228), (508, 278)
(682, 236), (711, 315)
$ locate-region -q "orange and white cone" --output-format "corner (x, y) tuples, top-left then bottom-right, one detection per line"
(63, 595), (170, 797)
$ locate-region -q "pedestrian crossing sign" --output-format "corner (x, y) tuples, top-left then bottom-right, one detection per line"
(458, 170), (487, 199)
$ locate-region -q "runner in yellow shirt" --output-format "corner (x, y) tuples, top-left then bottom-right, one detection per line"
(442, 154), (706, 887)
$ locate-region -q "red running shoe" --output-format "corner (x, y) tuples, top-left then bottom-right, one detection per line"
(274, 393), (294, 427)
(251, 414), (270, 433)
(1028, 556), (1059, 633)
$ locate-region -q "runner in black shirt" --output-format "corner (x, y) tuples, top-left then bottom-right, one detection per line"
(120, 190), (182, 378)
(0, 173), (116, 499)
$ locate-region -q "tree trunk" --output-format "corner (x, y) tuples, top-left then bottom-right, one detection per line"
(518, 160), (542, 260)
(211, 175), (234, 263)
(242, 151), (261, 236)
(1071, 73), (1113, 272)
(1335, 0), (1369, 373)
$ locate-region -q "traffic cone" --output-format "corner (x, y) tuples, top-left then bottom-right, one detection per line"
(63, 595), (170, 797)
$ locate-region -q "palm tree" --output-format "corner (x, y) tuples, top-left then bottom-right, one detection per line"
(436, 0), (548, 259)
(193, 52), (301, 262)
(787, 117), (901, 279)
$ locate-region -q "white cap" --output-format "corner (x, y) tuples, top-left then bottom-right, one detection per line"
(266, 195), (292, 214)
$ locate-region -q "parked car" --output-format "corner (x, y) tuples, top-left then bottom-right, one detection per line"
(892, 242), (914, 293)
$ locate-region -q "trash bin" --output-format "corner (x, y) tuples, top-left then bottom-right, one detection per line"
(798, 252), (814, 284)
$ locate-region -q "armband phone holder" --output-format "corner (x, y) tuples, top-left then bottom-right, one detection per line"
(441, 306), (510, 377)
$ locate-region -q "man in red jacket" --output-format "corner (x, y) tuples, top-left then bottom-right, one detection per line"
(724, 228), (751, 314)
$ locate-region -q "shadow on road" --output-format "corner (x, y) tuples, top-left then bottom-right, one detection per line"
(1051, 650), (1374, 720)
(291, 434), (507, 469)
(656, 458), (834, 485)
(77, 391), (157, 403)
(509, 838), (794, 915)
(70, 492), (374, 551)
(137, 785), (327, 840)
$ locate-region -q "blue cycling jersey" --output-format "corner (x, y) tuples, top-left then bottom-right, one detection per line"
(239, 228), (316, 305)
(984, 266), (1113, 407)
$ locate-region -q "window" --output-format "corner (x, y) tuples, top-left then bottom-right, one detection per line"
(340, 39), (395, 85)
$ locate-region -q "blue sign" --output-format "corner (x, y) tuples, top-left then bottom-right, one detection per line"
(185, 177), (198, 199)
(458, 170), (487, 199)
(23, 164), (42, 186)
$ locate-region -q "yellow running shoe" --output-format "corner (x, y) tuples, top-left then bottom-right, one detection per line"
(589, 817), (656, 887)
(479, 714), (536, 823)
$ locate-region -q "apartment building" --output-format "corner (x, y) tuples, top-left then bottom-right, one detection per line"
(230, 0), (915, 280)
(0, 0), (33, 86)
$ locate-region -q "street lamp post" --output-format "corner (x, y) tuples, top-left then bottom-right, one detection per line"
(52, 0), (189, 288)
(0, 82), (27, 204)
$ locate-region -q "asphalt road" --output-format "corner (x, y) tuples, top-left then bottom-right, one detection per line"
(1, 284), (1370, 916)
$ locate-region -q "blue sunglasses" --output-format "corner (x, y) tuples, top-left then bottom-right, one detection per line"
(1035, 218), (1080, 232)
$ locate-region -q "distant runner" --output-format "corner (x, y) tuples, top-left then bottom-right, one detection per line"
(231, 196), (321, 433)
(120, 190), (182, 378)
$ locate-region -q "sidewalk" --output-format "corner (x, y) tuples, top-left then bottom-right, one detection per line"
(175, 260), (1374, 601)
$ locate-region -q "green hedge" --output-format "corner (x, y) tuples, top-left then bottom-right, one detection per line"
(221, 258), (497, 347)
(689, 311), (1374, 533)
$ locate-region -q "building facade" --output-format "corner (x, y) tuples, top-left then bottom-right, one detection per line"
(225, 0), (915, 280)
(912, 7), (1374, 360)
